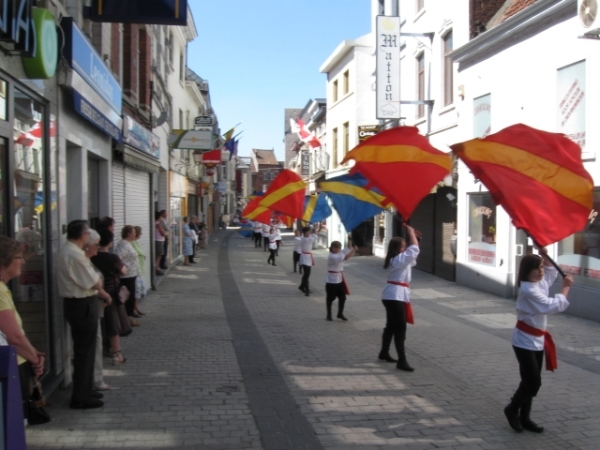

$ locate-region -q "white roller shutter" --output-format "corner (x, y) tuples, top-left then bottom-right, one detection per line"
(125, 167), (152, 294)
(112, 161), (126, 233)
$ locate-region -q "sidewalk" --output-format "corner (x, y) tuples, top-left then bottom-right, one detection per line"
(25, 229), (600, 449)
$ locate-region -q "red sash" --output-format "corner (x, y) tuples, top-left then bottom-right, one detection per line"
(516, 320), (558, 371)
(302, 252), (315, 266)
(328, 271), (350, 295)
(386, 281), (413, 324)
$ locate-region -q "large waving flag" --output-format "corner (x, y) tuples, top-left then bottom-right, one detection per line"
(341, 126), (452, 218)
(319, 173), (388, 232)
(258, 169), (306, 219)
(242, 196), (272, 225)
(290, 118), (322, 148)
(302, 194), (332, 223)
(451, 123), (593, 246)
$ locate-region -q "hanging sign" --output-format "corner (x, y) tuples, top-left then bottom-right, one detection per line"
(376, 15), (401, 119)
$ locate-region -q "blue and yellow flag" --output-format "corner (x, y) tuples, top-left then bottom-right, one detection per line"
(319, 173), (388, 232)
(302, 194), (332, 223)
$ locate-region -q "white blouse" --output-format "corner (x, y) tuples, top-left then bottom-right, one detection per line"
(381, 245), (420, 302)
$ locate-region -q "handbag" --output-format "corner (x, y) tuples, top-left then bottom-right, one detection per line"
(28, 379), (51, 425)
(118, 285), (130, 304)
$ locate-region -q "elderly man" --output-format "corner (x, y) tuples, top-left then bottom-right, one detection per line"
(56, 220), (105, 409)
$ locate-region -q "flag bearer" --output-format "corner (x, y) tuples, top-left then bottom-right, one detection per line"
(325, 239), (357, 321)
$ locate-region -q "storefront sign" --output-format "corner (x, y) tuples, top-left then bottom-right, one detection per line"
(21, 8), (59, 79)
(61, 18), (122, 115)
(358, 125), (380, 142)
(376, 15), (401, 119)
(301, 151), (310, 176)
(73, 91), (121, 141)
(89, 0), (188, 26)
(557, 61), (586, 153)
(194, 115), (213, 127)
(123, 115), (160, 159)
(0, 0), (36, 56)
(168, 128), (212, 150)
(467, 242), (496, 266)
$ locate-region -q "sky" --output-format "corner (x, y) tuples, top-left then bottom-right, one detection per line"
(187, 1), (372, 162)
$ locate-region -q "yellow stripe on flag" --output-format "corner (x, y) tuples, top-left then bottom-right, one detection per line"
(460, 141), (593, 209)
(246, 206), (269, 220)
(350, 145), (452, 172)
(302, 196), (318, 222)
(319, 182), (389, 208)
(259, 180), (306, 208)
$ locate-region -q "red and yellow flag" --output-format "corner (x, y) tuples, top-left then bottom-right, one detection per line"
(242, 197), (270, 224)
(341, 126), (452, 218)
(258, 169), (306, 219)
(451, 123), (593, 246)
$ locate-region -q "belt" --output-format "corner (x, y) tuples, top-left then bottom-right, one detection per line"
(302, 251), (315, 266)
(387, 281), (410, 288)
(63, 295), (97, 301)
(516, 320), (558, 371)
(328, 271), (350, 295)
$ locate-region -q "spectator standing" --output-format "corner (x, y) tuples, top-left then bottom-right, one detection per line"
(158, 210), (170, 270)
(154, 211), (166, 276)
(131, 226), (147, 316)
(199, 222), (208, 249)
(0, 236), (46, 421)
(188, 216), (199, 262)
(182, 217), (195, 265)
(56, 220), (104, 409)
(114, 226), (141, 327)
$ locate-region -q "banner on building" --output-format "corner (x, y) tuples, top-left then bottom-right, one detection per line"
(358, 125), (380, 142)
(376, 15), (401, 119)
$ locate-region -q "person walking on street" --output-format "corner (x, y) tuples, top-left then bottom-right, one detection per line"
(298, 226), (317, 296)
(266, 227), (279, 266)
(293, 229), (302, 273)
(261, 223), (270, 252)
(56, 220), (105, 409)
(503, 249), (572, 433)
(379, 224), (420, 372)
(253, 220), (262, 248)
(325, 239), (357, 321)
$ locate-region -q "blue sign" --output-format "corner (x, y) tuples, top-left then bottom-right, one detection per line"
(61, 18), (122, 114)
(74, 91), (121, 141)
(123, 115), (160, 159)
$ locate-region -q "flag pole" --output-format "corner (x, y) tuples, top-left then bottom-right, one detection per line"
(527, 233), (566, 278)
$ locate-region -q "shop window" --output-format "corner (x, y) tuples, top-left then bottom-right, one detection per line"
(333, 79), (338, 103)
(558, 189), (600, 288)
(0, 79), (6, 121)
(468, 193), (497, 266)
(416, 53), (425, 118)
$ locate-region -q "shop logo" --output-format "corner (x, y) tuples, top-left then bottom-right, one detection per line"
(22, 8), (58, 79)
(0, 0), (36, 57)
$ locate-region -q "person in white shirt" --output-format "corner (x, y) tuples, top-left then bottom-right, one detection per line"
(298, 227), (317, 296)
(325, 239), (357, 321)
(252, 220), (263, 248)
(292, 229), (302, 273)
(503, 248), (571, 433)
(380, 224), (419, 372)
(275, 227), (282, 256)
(261, 224), (270, 252)
(266, 227), (279, 266)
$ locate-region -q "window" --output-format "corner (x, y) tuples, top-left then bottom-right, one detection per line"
(332, 127), (338, 168)
(416, 0), (425, 12)
(343, 122), (349, 159)
(343, 70), (349, 95)
(416, 53), (425, 118)
(558, 190), (600, 289)
(179, 51), (184, 82)
(333, 80), (338, 102)
(0, 78), (6, 121)
(467, 194), (497, 266)
(443, 31), (454, 106)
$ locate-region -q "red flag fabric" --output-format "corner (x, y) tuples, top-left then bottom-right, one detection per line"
(451, 123), (593, 246)
(242, 197), (270, 223)
(290, 118), (321, 149)
(341, 126), (452, 218)
(202, 149), (221, 165)
(258, 169), (306, 219)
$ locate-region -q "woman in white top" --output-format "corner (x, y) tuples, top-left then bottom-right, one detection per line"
(293, 230), (302, 273)
(325, 239), (357, 321)
(380, 224), (419, 372)
(266, 227), (279, 266)
(503, 249), (571, 433)
(261, 224), (270, 252)
(298, 227), (317, 296)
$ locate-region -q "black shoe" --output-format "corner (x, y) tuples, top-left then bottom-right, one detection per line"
(91, 391), (104, 399)
(272, 263), (277, 266)
(305, 290), (310, 296)
(378, 353), (397, 363)
(521, 418), (544, 433)
(397, 359), (414, 372)
(70, 399), (104, 409)
(298, 286), (305, 292)
(504, 405), (523, 432)
(326, 314), (333, 321)
(337, 313), (348, 321)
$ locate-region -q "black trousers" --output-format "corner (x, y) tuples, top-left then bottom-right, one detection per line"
(267, 249), (277, 264)
(293, 252), (301, 272)
(64, 296), (99, 403)
(19, 362), (32, 420)
(512, 346), (544, 400)
(160, 236), (169, 269)
(253, 232), (262, 247)
(326, 282), (346, 314)
(300, 265), (312, 291)
(120, 276), (137, 316)
(263, 236), (269, 251)
(381, 300), (407, 356)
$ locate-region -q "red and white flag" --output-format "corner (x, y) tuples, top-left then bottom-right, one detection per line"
(290, 118), (321, 148)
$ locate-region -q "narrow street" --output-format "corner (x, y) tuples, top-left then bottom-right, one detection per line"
(26, 230), (600, 450)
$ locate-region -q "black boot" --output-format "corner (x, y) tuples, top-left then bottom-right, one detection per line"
(520, 397), (544, 433)
(504, 396), (524, 432)
(337, 299), (348, 321)
(378, 328), (397, 362)
(326, 299), (333, 321)
(396, 354), (414, 372)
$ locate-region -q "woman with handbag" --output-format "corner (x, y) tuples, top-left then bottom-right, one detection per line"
(115, 225), (141, 327)
(0, 236), (47, 423)
(91, 229), (132, 367)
